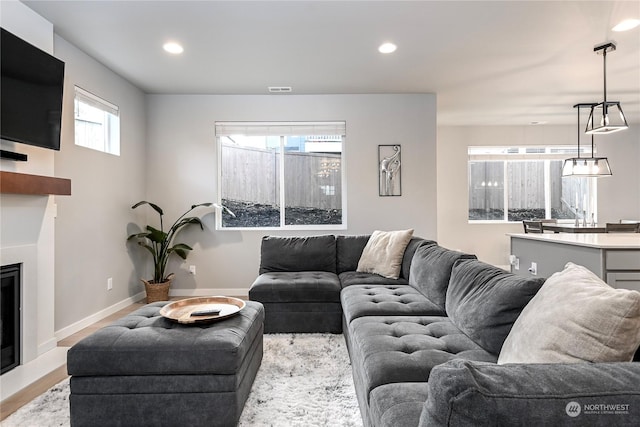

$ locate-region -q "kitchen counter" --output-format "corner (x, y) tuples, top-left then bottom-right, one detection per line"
(508, 232), (640, 249)
(508, 232), (640, 291)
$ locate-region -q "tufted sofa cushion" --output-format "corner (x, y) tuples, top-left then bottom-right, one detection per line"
(249, 271), (341, 303)
(341, 285), (444, 323)
(339, 271), (408, 288)
(347, 315), (497, 404)
(446, 259), (545, 356)
(259, 235), (337, 274)
(67, 301), (265, 376)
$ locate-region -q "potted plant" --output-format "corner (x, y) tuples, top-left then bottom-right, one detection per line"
(127, 201), (213, 303)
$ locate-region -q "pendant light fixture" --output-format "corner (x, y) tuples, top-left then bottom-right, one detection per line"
(563, 103), (612, 177)
(585, 41), (628, 134)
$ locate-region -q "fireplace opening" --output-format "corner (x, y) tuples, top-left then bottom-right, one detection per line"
(1, 263), (21, 374)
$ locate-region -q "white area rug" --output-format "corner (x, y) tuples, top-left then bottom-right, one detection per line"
(2, 334), (362, 427)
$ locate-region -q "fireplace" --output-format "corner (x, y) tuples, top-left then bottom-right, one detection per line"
(1, 263), (20, 374)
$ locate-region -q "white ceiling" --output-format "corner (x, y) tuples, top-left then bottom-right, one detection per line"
(22, 0), (640, 126)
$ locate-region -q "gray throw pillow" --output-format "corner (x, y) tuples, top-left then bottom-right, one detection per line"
(445, 259), (545, 355)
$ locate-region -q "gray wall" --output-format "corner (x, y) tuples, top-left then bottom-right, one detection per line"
(52, 35), (147, 331)
(145, 94), (437, 295)
(437, 125), (640, 267)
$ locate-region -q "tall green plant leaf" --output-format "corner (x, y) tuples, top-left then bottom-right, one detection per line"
(173, 217), (204, 231)
(132, 201), (163, 216)
(169, 243), (193, 259)
(128, 201), (212, 283)
(145, 225), (167, 243)
(191, 203), (213, 209)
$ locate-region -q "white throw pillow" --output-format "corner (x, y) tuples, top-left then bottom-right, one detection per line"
(356, 229), (414, 279)
(498, 262), (640, 364)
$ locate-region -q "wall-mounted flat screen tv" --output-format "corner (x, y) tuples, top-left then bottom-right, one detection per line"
(1, 27), (65, 152)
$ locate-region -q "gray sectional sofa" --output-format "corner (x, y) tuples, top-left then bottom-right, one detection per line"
(249, 234), (640, 426)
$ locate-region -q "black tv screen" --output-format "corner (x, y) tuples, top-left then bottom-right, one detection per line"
(1, 27), (65, 151)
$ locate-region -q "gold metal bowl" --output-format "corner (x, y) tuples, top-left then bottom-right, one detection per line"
(159, 296), (246, 324)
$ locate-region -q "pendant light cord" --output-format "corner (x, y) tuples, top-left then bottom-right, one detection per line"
(602, 48), (608, 115)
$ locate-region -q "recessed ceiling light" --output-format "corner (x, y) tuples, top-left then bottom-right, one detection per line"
(612, 19), (640, 32)
(378, 42), (397, 54)
(529, 121), (548, 125)
(163, 42), (184, 54)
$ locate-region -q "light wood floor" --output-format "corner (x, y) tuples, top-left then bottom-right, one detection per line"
(0, 296), (246, 421)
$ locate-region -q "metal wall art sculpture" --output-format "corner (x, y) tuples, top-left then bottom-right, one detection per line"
(379, 144), (402, 196)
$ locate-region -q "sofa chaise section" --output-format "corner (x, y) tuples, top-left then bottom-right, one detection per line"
(346, 256), (546, 427)
(340, 243), (474, 326)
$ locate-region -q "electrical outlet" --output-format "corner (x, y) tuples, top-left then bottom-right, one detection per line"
(509, 255), (520, 270)
(528, 262), (537, 276)
(107, 277), (113, 290)
(189, 265), (196, 275)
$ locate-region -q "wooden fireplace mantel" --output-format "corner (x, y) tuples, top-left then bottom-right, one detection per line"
(0, 171), (71, 195)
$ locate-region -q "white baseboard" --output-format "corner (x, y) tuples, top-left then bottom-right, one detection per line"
(37, 337), (58, 356)
(170, 288), (250, 298)
(54, 291), (146, 341)
(0, 347), (68, 401)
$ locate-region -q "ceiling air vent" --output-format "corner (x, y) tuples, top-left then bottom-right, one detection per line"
(268, 86), (292, 93)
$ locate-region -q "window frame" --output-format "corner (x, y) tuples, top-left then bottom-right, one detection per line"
(73, 86), (120, 156)
(215, 121), (347, 231)
(467, 146), (598, 224)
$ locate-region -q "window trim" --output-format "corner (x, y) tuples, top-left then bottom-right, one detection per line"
(73, 86), (120, 156)
(215, 121), (347, 231)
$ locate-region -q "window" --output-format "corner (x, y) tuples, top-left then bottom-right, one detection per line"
(468, 146), (596, 222)
(216, 121), (346, 229)
(74, 86), (120, 155)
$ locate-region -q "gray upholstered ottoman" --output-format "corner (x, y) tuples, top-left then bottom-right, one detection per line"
(250, 271), (342, 333)
(67, 300), (264, 427)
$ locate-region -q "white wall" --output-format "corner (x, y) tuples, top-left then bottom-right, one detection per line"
(437, 125), (640, 267)
(145, 94), (437, 294)
(52, 36), (147, 331)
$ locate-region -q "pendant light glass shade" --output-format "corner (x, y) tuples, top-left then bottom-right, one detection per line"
(562, 156), (612, 177)
(563, 103), (613, 178)
(585, 42), (628, 134)
(585, 101), (628, 134)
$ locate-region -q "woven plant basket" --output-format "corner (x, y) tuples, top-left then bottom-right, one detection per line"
(142, 274), (174, 303)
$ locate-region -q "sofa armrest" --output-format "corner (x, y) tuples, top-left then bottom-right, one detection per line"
(420, 359), (640, 426)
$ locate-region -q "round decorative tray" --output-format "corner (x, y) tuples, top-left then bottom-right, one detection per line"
(159, 296), (246, 324)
